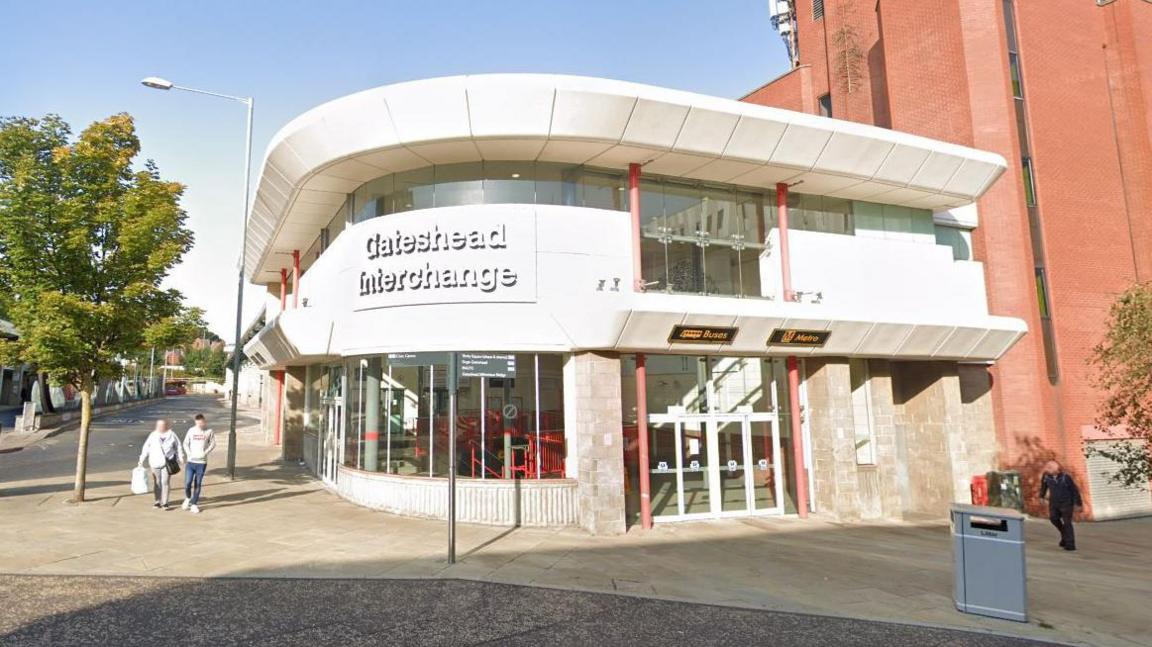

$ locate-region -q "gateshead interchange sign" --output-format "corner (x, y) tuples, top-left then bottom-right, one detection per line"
(354, 208), (537, 310)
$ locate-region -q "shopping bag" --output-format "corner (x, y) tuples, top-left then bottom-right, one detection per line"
(131, 466), (150, 495)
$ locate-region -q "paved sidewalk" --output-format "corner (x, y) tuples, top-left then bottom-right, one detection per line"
(1, 396), (1149, 646)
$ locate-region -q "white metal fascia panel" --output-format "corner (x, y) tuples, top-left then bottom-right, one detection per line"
(642, 151), (715, 177)
(909, 151), (966, 192)
(943, 158), (1003, 197)
(814, 130), (895, 178)
(549, 88), (636, 141)
(467, 74), (556, 139)
(769, 122), (834, 169)
(672, 107), (740, 157)
(620, 98), (690, 150)
(247, 74), (1010, 282)
(294, 189), (347, 208)
(721, 115), (788, 163)
(381, 76), (472, 145)
(872, 143), (933, 186)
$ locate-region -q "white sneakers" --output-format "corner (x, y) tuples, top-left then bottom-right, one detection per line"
(181, 499), (191, 510)
(181, 499), (201, 514)
(190, 504), (201, 514)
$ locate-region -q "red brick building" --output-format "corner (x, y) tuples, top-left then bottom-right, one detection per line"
(745, 0), (1152, 518)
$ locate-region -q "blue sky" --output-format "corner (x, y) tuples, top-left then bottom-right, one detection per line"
(2, 1), (790, 342)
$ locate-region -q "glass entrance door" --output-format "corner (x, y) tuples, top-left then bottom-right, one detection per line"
(318, 365), (344, 485)
(648, 411), (781, 521)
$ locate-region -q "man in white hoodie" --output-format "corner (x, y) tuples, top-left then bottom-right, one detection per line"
(138, 420), (184, 509)
(181, 413), (216, 514)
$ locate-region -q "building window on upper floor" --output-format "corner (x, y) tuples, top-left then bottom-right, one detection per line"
(1008, 52), (1023, 99)
(789, 193), (853, 235)
(1035, 267), (1051, 318)
(934, 225), (973, 261)
(813, 0), (825, 20)
(852, 201), (934, 241)
(1022, 156), (1037, 206)
(849, 359), (876, 466)
(818, 93), (832, 118)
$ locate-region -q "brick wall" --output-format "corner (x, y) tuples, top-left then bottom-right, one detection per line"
(743, 1), (1152, 518)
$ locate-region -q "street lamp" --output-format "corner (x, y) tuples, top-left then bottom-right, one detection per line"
(142, 76), (254, 480)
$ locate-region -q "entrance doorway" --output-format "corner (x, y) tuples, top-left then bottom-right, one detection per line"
(318, 365), (344, 485)
(623, 355), (805, 523)
(648, 411), (782, 520)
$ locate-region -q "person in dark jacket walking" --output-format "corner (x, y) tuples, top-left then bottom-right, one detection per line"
(1039, 460), (1082, 551)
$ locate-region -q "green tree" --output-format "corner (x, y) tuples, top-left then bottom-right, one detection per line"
(146, 307), (208, 351)
(183, 345), (228, 381)
(0, 113), (194, 503)
(1087, 282), (1152, 488)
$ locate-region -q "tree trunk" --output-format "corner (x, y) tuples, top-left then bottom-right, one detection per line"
(72, 383), (93, 503)
(39, 372), (56, 413)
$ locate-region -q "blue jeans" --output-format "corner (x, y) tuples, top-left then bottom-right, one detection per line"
(184, 462), (207, 505)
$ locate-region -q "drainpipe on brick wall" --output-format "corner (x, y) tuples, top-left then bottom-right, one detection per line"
(630, 162), (653, 530)
(776, 182), (809, 518)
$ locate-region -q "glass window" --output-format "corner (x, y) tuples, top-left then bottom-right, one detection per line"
(576, 168), (627, 210)
(663, 182), (703, 237)
(642, 355), (708, 415)
(1035, 267), (1051, 318)
(736, 191), (770, 245)
(882, 204), (913, 235)
(482, 161), (536, 204)
(325, 198), (348, 244)
(1022, 156), (1037, 206)
(1008, 52), (1023, 99)
(701, 186), (740, 296)
(353, 175), (394, 223)
(935, 225), (972, 261)
(852, 200), (884, 235)
(345, 358), (365, 469)
(534, 163), (575, 206)
(433, 163), (483, 208)
(818, 93), (832, 118)
(393, 167), (435, 212)
(822, 197), (853, 234)
(344, 353), (566, 479)
(849, 359), (876, 465)
(790, 193), (852, 235)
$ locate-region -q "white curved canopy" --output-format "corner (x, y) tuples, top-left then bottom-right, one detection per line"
(247, 73), (1007, 282)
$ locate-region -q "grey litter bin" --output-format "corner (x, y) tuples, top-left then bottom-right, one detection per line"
(951, 504), (1027, 622)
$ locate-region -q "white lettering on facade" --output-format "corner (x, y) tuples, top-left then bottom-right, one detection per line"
(353, 209), (536, 310)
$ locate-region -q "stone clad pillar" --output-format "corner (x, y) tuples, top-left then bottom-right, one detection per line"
(566, 351), (626, 535)
(282, 367), (306, 461)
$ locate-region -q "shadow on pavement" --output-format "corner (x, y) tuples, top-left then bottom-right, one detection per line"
(0, 480), (121, 497)
(0, 575), (1057, 647)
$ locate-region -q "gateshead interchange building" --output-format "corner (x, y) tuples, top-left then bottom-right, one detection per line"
(242, 73), (1027, 533)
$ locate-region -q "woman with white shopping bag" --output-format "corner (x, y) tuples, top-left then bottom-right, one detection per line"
(137, 420), (185, 509)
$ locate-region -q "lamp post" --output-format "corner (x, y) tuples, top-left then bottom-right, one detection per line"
(142, 76), (253, 480)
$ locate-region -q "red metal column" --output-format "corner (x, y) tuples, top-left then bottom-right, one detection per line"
(629, 162), (653, 529)
(291, 250), (300, 309)
(776, 183), (809, 518)
(775, 183), (794, 303)
(274, 268), (287, 446)
(786, 356), (809, 518)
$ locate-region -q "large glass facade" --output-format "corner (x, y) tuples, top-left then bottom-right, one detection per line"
(338, 353), (566, 480)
